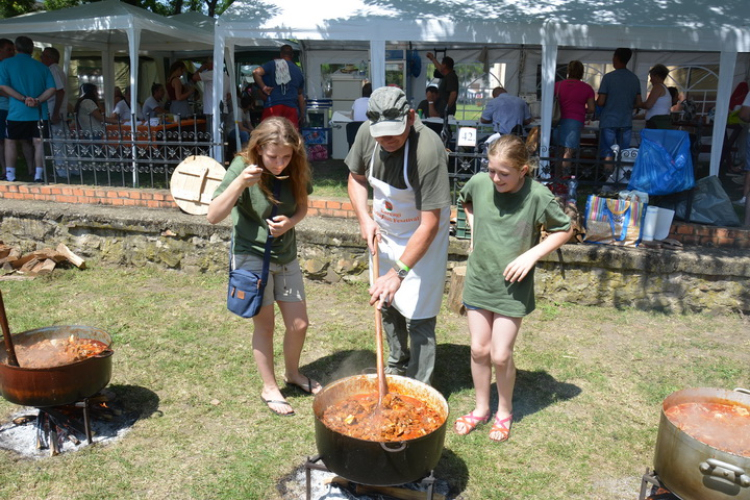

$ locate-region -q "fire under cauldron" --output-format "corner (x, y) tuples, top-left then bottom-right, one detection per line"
(312, 374), (449, 487)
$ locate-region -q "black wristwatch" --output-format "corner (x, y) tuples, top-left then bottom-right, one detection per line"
(393, 263), (408, 280)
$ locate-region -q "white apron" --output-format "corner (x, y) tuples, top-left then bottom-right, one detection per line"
(368, 141), (450, 319)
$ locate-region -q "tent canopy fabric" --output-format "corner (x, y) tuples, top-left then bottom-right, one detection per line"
(0, 0), (213, 52)
(219, 0), (750, 52)
(216, 0), (750, 172)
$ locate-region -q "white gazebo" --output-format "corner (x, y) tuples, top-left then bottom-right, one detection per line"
(214, 0), (750, 174)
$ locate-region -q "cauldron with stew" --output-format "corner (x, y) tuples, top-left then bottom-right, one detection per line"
(313, 374), (449, 486)
(654, 387), (750, 500)
(0, 325), (113, 408)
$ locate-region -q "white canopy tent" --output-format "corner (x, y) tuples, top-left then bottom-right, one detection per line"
(215, 0), (750, 174)
(0, 0), (214, 185)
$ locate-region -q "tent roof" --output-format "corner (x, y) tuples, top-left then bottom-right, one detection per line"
(0, 0), (213, 52)
(218, 0), (750, 53)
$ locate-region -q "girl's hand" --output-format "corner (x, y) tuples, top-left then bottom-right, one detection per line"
(267, 215), (293, 237)
(503, 252), (538, 283)
(238, 163), (263, 187)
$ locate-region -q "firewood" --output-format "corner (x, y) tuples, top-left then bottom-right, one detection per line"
(55, 243), (86, 269)
(447, 266), (467, 316)
(19, 258), (40, 274)
(32, 259), (57, 275)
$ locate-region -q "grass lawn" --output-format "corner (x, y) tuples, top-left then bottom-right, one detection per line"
(0, 266), (748, 499)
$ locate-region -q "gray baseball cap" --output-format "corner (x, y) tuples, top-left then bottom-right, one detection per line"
(367, 87), (409, 138)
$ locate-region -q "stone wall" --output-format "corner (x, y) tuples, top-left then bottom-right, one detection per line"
(2, 199), (749, 314)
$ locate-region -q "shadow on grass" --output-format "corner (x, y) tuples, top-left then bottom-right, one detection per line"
(433, 343), (582, 424)
(299, 349), (377, 388)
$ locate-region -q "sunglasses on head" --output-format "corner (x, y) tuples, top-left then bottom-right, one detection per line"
(366, 102), (408, 122)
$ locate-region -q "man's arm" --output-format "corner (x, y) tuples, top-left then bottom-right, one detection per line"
(596, 93), (607, 107)
(367, 208), (442, 307)
(252, 66), (272, 97)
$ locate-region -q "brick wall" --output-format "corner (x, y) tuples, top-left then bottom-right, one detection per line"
(1, 181), (748, 248)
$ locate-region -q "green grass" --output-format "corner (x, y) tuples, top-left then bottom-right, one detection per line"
(0, 267), (748, 499)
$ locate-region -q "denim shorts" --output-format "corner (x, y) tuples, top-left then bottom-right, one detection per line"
(599, 127), (632, 158)
(553, 118), (583, 149)
(232, 254), (305, 307)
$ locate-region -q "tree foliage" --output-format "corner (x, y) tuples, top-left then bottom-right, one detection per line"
(1, 0), (236, 19)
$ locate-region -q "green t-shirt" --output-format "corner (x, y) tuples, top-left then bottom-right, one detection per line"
(212, 156), (310, 264)
(344, 118), (451, 212)
(460, 174), (571, 317)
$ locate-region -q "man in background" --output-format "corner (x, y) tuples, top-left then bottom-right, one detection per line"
(253, 44), (305, 129)
(597, 48), (643, 164)
(426, 53), (458, 118)
(417, 85), (445, 119)
(41, 46), (69, 177)
(0, 36), (55, 183)
(481, 86), (532, 136)
(0, 38), (15, 180)
(142, 83), (167, 121)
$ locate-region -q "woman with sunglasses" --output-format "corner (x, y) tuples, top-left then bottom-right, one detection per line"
(208, 117), (320, 417)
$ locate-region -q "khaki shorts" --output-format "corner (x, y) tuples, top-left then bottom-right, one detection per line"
(232, 254), (305, 307)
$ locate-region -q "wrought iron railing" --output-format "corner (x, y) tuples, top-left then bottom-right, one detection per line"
(41, 117), (224, 188)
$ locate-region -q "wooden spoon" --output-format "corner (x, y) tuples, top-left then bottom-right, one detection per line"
(371, 240), (388, 405)
(0, 290), (20, 367)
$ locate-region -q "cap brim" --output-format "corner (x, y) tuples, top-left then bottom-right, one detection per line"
(369, 118), (407, 138)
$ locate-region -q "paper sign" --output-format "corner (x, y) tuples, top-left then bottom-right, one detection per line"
(457, 127), (477, 148)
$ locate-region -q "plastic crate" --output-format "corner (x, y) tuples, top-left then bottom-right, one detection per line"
(455, 201), (471, 240)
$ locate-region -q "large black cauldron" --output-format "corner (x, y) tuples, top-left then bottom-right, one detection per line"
(313, 374), (448, 486)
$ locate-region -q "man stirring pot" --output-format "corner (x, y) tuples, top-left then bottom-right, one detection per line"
(346, 87), (451, 385)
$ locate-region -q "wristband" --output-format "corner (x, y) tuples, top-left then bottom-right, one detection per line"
(396, 259), (410, 272)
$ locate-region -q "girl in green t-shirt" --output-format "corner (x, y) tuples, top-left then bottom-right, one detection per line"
(208, 117), (319, 417)
(455, 135), (572, 442)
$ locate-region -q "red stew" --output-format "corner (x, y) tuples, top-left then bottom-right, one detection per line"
(665, 401), (750, 457)
(321, 392), (443, 442)
(12, 336), (109, 369)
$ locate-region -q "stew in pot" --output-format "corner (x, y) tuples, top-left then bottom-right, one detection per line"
(322, 392), (442, 442)
(11, 335), (108, 369)
(665, 401), (750, 457)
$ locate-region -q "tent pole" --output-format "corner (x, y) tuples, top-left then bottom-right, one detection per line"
(540, 32), (558, 179)
(710, 50), (737, 177)
(127, 27), (141, 188)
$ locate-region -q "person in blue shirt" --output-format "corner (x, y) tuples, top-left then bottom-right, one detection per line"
(596, 48), (643, 166)
(0, 36), (56, 183)
(252, 45), (306, 130)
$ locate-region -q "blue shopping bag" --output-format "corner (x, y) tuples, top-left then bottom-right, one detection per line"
(628, 129), (695, 196)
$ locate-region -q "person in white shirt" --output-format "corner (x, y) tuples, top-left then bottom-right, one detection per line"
(41, 47), (69, 176)
(142, 83), (167, 122)
(111, 86), (142, 123)
(350, 83), (371, 121)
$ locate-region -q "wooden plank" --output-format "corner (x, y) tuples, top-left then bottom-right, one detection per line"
(19, 257), (40, 273)
(55, 243), (86, 269)
(34, 259), (57, 275)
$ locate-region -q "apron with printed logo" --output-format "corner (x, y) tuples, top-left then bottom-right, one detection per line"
(368, 141), (449, 319)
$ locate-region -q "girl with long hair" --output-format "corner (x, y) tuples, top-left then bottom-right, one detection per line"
(208, 117), (318, 416)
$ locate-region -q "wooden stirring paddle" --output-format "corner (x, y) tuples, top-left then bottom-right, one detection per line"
(0, 290), (20, 367)
(371, 240), (388, 405)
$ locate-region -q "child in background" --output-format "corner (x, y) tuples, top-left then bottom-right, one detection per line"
(455, 135), (572, 442)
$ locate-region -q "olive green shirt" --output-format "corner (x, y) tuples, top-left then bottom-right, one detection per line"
(344, 118), (451, 211)
(212, 156), (311, 264)
(460, 174), (571, 317)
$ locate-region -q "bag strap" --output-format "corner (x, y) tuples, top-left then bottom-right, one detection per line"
(229, 180), (282, 287)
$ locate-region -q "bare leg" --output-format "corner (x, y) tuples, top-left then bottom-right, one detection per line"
(33, 137), (44, 180)
(252, 303), (293, 415)
(489, 314), (522, 441)
(21, 140), (34, 175)
(455, 308), (494, 435)
(4, 139), (17, 180)
(277, 300), (320, 393)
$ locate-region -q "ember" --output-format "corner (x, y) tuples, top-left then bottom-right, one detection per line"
(12, 335), (108, 368)
(665, 401), (750, 456)
(321, 392), (442, 442)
